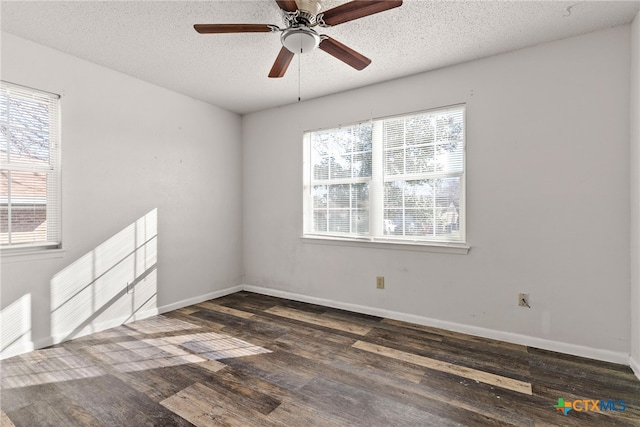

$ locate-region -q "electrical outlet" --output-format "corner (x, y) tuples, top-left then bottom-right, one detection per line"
(518, 293), (530, 307)
(376, 276), (385, 289)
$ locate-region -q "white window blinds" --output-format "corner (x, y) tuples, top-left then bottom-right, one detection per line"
(0, 81), (61, 249)
(303, 105), (465, 245)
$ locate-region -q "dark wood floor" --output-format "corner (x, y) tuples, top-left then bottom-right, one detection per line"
(1, 291), (639, 426)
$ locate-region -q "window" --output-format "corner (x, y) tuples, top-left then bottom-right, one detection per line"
(303, 105), (465, 246)
(1, 81), (61, 250)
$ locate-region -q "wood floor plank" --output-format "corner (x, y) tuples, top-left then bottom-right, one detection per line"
(317, 306), (384, 322)
(40, 400), (103, 427)
(113, 361), (222, 403)
(53, 374), (184, 426)
(4, 401), (71, 427)
(314, 348), (532, 426)
(266, 400), (348, 427)
(326, 343), (427, 384)
(0, 410), (16, 427)
(267, 314), (360, 347)
(276, 298), (329, 315)
(220, 350), (317, 392)
(0, 382), (62, 413)
(192, 369), (283, 415)
(192, 309), (290, 341)
(353, 340), (533, 395)
(197, 359), (227, 373)
(213, 364), (297, 404)
(265, 306), (372, 335)
(196, 301), (255, 319)
(364, 325), (531, 382)
(161, 382), (281, 427)
(175, 307), (199, 315)
(417, 368), (585, 427)
(163, 309), (229, 333)
(160, 385), (229, 427)
(381, 318), (528, 352)
(271, 330), (357, 362)
(297, 376), (469, 427)
(215, 291), (283, 312)
(528, 348), (640, 398)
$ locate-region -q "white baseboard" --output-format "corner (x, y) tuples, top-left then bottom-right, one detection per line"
(242, 285), (631, 366)
(631, 355), (640, 380)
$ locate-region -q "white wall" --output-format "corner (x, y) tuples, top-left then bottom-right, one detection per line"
(0, 33), (243, 357)
(243, 26), (632, 362)
(630, 11), (640, 377)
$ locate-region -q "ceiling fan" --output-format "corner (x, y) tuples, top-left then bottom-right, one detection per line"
(194, 0), (403, 78)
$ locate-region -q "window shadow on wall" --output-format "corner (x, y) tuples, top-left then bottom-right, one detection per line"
(50, 209), (158, 344)
(0, 294), (32, 358)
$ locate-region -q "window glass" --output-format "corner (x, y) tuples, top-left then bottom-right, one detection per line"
(0, 82), (61, 250)
(304, 105), (465, 245)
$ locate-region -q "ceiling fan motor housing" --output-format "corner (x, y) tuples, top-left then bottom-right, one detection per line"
(281, 26), (320, 54)
(295, 0), (322, 16)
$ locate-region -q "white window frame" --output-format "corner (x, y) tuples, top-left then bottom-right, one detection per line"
(1, 81), (62, 253)
(303, 105), (468, 253)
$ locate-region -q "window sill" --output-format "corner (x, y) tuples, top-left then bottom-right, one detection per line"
(300, 235), (470, 254)
(1, 247), (66, 263)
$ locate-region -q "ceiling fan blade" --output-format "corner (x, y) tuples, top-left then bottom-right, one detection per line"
(319, 37), (371, 70)
(275, 0), (298, 12)
(320, 0), (403, 26)
(269, 46), (295, 78)
(194, 24), (275, 34)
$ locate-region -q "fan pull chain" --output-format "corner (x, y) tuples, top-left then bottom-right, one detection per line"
(298, 48), (302, 102)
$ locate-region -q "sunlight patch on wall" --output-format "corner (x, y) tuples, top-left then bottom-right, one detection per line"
(50, 209), (158, 342)
(0, 294), (31, 359)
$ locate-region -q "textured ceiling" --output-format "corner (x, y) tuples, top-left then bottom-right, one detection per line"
(1, 1), (639, 114)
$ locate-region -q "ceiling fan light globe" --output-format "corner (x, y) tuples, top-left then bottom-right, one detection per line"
(281, 27), (320, 54)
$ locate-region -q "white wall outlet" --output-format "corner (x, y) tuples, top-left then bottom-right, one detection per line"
(376, 276), (385, 289)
